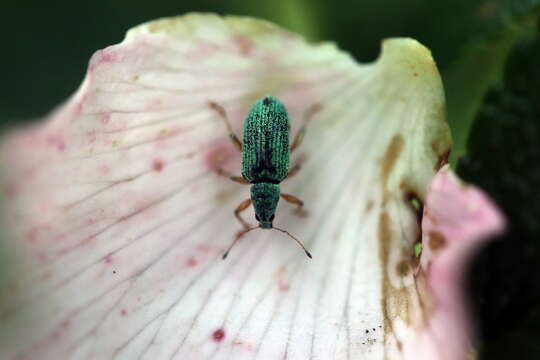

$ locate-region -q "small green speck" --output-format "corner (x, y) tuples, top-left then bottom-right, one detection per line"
(410, 197), (422, 211)
(414, 243), (423, 257)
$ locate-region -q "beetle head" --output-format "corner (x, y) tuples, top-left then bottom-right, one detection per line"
(250, 183), (280, 229)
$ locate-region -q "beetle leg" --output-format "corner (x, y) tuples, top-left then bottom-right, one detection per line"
(234, 198), (252, 229)
(230, 176), (251, 184)
(281, 193), (308, 217)
(216, 168), (250, 184)
(290, 103), (322, 153)
(280, 193), (304, 208)
(286, 163), (301, 179)
(209, 101), (242, 151)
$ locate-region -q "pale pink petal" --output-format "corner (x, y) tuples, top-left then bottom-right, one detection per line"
(395, 165), (505, 360)
(0, 13), (496, 360)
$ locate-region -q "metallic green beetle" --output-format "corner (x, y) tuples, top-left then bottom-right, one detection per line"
(209, 96), (321, 259)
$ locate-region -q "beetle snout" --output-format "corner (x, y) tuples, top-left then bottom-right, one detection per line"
(259, 221), (273, 229)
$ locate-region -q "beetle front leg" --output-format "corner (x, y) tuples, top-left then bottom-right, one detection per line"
(216, 168), (250, 184)
(287, 162), (302, 179)
(290, 103), (322, 153)
(280, 193), (304, 209)
(234, 198), (252, 229)
(281, 193), (308, 217)
(209, 100), (242, 151)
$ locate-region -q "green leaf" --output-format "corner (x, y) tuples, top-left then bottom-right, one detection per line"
(445, 11), (539, 166)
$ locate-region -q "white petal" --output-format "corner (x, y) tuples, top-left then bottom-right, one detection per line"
(0, 14), (455, 359)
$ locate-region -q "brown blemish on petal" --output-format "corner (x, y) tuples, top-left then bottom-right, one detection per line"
(214, 189), (235, 205)
(433, 102), (449, 127)
(428, 231), (447, 252)
(396, 260), (410, 277)
(379, 211), (420, 338)
(158, 128), (170, 137)
(396, 249), (415, 278)
(436, 149), (451, 170)
(293, 206), (309, 218)
(380, 134), (404, 192)
(399, 179), (407, 190)
(365, 200), (374, 212)
(152, 158), (164, 172)
(431, 140), (451, 170)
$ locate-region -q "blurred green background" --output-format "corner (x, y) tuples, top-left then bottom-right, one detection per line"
(2, 0), (540, 358)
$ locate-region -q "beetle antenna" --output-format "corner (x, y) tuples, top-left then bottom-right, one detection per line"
(273, 227), (312, 259)
(222, 225), (259, 260)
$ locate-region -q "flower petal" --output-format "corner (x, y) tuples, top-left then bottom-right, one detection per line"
(0, 13), (460, 359)
(395, 165), (505, 360)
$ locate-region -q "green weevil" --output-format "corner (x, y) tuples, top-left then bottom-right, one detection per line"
(209, 96), (321, 259)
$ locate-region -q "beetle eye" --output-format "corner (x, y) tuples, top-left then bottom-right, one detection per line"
(269, 214), (275, 221)
(255, 214), (260, 221)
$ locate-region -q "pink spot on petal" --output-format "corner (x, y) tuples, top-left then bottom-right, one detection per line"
(74, 101), (83, 117)
(196, 244), (212, 253)
(41, 270), (51, 280)
(87, 130), (97, 143)
(233, 341), (255, 351)
(37, 252), (48, 264)
(100, 113), (111, 124)
(104, 255), (113, 264)
(120, 309), (128, 317)
(100, 50), (119, 63)
(276, 265), (290, 292)
(4, 182), (19, 199)
(24, 224), (52, 243)
(45, 133), (66, 152)
(205, 142), (237, 174)
(186, 256), (198, 268)
(212, 328), (225, 342)
(279, 280), (290, 292)
(98, 164), (110, 175)
(232, 35), (254, 56)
